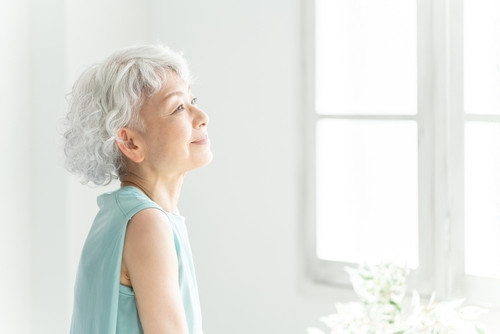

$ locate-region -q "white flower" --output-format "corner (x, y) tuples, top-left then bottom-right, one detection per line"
(404, 291), (488, 334)
(346, 263), (409, 306)
(307, 263), (489, 334)
(460, 305), (489, 321)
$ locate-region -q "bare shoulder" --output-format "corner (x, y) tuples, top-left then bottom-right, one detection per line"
(122, 208), (177, 282)
(126, 207), (172, 236)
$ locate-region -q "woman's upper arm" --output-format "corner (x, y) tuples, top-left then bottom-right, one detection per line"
(122, 208), (188, 334)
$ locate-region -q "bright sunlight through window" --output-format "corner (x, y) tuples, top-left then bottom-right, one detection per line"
(315, 0), (418, 268)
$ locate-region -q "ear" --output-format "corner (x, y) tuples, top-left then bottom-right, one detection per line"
(115, 127), (145, 163)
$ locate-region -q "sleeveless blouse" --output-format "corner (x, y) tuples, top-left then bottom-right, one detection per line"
(70, 186), (203, 334)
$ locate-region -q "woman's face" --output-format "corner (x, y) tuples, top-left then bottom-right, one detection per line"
(137, 73), (212, 175)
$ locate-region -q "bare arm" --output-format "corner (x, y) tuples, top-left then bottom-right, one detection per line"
(122, 208), (188, 334)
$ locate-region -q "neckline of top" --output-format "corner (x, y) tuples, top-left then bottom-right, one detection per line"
(118, 186), (184, 219)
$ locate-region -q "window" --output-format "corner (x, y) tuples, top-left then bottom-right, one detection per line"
(305, 0), (500, 305)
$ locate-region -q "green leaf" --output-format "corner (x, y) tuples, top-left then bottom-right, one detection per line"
(389, 300), (402, 312)
(359, 273), (373, 280)
(475, 326), (486, 334)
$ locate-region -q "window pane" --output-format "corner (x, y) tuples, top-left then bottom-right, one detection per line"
(465, 122), (500, 278)
(464, 0), (500, 114)
(316, 119), (418, 268)
(315, 0), (417, 115)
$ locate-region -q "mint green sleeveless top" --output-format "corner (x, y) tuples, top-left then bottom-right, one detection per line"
(70, 186), (204, 334)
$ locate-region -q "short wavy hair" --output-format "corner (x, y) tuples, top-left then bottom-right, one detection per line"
(63, 45), (191, 185)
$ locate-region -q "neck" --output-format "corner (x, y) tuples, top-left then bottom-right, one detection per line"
(120, 172), (184, 213)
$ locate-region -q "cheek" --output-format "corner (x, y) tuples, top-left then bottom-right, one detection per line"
(163, 123), (192, 152)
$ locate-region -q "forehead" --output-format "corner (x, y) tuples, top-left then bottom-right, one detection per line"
(156, 72), (190, 98)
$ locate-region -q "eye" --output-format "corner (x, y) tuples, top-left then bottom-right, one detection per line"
(173, 104), (185, 114)
(191, 97), (198, 105)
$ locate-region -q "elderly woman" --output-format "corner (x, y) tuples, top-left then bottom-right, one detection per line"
(64, 45), (211, 334)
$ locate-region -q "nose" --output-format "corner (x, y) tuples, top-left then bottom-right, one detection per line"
(193, 105), (209, 128)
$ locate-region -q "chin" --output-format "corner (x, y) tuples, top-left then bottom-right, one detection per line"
(200, 152), (213, 167)
(191, 152), (213, 170)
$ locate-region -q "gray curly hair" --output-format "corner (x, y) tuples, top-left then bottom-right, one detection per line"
(63, 45), (191, 185)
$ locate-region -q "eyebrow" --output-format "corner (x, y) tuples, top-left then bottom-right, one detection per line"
(161, 91), (185, 103)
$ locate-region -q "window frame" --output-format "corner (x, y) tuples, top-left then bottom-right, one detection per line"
(303, 0), (500, 306)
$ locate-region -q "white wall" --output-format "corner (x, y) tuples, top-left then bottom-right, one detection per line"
(0, 1), (32, 333)
(29, 1), (70, 333)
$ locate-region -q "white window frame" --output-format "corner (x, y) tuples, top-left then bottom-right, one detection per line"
(303, 0), (500, 306)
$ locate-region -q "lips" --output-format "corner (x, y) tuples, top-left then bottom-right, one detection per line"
(192, 135), (210, 144)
